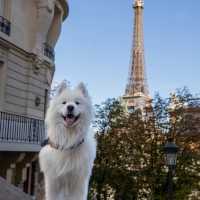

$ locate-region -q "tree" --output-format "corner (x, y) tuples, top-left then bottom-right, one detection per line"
(89, 89), (200, 200)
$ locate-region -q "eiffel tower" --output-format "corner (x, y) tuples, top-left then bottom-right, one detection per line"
(123, 0), (151, 111)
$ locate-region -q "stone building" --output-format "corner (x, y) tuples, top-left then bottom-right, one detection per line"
(0, 0), (68, 197)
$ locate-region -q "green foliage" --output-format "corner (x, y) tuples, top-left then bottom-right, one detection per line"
(89, 89), (200, 200)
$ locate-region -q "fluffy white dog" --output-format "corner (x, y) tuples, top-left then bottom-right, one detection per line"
(39, 82), (96, 200)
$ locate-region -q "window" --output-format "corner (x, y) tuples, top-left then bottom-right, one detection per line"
(0, 60), (4, 83)
(128, 106), (135, 113)
(0, 0), (11, 35)
(0, 16), (11, 35)
(44, 89), (49, 117)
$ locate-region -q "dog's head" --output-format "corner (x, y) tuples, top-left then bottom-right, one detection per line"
(46, 82), (93, 129)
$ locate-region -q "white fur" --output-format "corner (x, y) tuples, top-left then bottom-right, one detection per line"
(39, 82), (96, 200)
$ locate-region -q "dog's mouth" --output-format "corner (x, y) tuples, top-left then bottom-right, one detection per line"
(62, 114), (80, 127)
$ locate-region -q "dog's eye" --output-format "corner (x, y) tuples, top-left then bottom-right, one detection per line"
(62, 101), (67, 105)
(75, 101), (80, 105)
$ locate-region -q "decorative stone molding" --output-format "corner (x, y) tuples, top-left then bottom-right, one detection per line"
(0, 0), (11, 20)
(46, 3), (63, 48)
(35, 0), (56, 13)
(46, 68), (53, 85)
(35, 96), (41, 107)
(22, 167), (27, 182)
(34, 0), (56, 58)
(58, 0), (69, 20)
(32, 57), (43, 74)
(6, 163), (16, 184)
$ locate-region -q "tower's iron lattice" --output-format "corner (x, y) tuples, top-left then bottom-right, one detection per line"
(123, 0), (150, 110)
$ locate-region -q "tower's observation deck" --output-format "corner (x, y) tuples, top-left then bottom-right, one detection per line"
(134, 0), (144, 8)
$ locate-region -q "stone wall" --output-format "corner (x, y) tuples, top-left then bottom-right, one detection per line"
(0, 40), (52, 119)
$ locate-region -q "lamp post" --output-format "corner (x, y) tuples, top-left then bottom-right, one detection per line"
(164, 138), (179, 200)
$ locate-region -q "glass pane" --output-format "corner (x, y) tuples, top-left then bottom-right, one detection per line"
(166, 153), (177, 166)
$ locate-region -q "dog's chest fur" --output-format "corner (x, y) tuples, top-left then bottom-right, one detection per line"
(39, 136), (95, 179)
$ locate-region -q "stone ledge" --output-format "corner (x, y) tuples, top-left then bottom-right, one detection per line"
(0, 142), (41, 152)
(0, 177), (32, 200)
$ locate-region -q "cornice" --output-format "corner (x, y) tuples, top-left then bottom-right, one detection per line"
(58, 0), (69, 20)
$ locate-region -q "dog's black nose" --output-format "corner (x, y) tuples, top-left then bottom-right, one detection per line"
(67, 105), (74, 112)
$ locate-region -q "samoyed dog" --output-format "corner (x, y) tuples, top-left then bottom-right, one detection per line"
(39, 82), (96, 200)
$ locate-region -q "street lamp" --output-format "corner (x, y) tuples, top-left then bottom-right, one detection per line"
(164, 138), (179, 200)
(164, 139), (179, 167)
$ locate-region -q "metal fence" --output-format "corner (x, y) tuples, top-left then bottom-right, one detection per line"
(44, 43), (55, 61)
(0, 112), (45, 144)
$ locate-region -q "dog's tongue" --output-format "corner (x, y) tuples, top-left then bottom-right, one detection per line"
(65, 117), (75, 126)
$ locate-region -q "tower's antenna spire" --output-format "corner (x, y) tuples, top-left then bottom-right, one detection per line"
(123, 0), (150, 111)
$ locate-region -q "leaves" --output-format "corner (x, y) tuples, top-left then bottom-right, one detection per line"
(89, 88), (200, 200)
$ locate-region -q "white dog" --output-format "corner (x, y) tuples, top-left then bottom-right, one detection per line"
(39, 82), (96, 200)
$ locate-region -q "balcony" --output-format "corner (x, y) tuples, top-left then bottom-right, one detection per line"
(0, 16), (11, 36)
(0, 112), (45, 152)
(44, 43), (55, 61)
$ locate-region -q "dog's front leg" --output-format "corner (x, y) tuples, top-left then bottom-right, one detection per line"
(45, 177), (62, 200)
(67, 177), (89, 200)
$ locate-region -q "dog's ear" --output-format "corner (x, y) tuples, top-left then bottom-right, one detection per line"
(57, 81), (67, 95)
(77, 82), (89, 97)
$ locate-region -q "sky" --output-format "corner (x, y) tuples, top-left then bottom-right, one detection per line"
(54, 0), (200, 104)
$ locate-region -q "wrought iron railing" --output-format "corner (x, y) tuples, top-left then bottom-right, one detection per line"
(0, 16), (11, 36)
(44, 43), (55, 61)
(0, 112), (45, 144)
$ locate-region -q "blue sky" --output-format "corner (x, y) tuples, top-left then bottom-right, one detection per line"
(54, 0), (200, 104)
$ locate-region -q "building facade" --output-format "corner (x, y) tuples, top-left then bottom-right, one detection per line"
(0, 0), (68, 196)
(123, 0), (151, 111)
